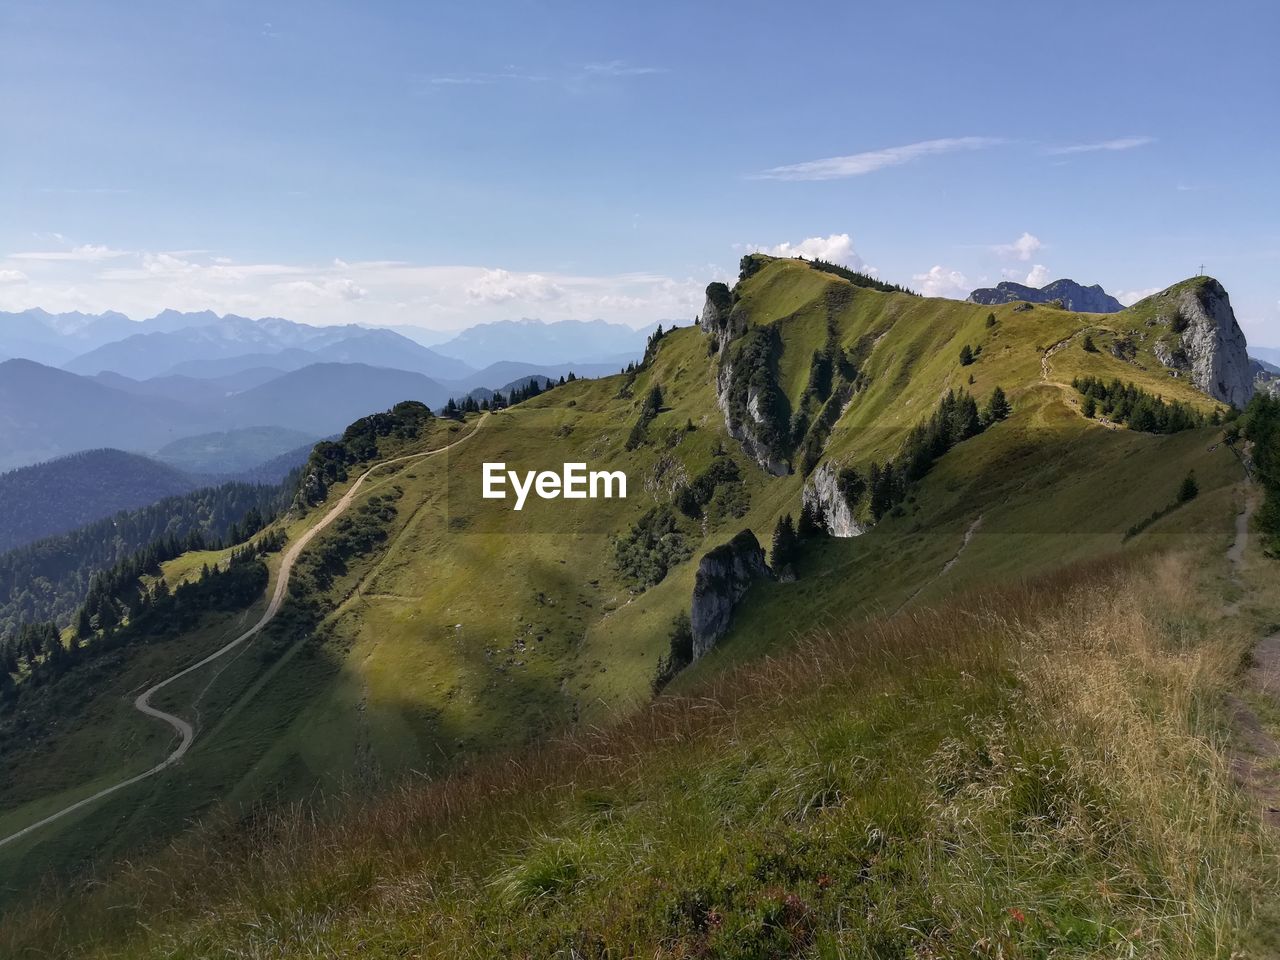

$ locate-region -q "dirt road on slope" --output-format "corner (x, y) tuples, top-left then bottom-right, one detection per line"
(0, 416), (487, 850)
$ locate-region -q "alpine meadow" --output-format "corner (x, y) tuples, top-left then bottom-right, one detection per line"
(3, 2), (1280, 957)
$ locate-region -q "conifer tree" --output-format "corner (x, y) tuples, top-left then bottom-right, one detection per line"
(770, 513), (798, 570)
(1178, 470), (1199, 502)
(983, 386), (1011, 424)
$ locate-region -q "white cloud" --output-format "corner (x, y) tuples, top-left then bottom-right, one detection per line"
(1024, 264), (1051, 287)
(582, 61), (665, 77)
(749, 233), (866, 269)
(752, 137), (1003, 181)
(994, 232), (1042, 262)
(1045, 136), (1154, 156)
(466, 269), (564, 304)
(10, 243), (129, 262)
(0, 247), (701, 330)
(1117, 286), (1161, 306)
(912, 265), (970, 299)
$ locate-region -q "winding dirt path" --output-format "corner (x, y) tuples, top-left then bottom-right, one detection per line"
(0, 416), (487, 850)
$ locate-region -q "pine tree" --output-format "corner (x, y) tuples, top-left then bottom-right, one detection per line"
(797, 500), (824, 538)
(986, 312), (997, 328)
(770, 513), (798, 570)
(75, 606), (93, 640)
(1178, 470), (1199, 502)
(1083, 334), (1097, 352)
(1082, 395), (1097, 418)
(959, 344), (975, 366)
(983, 386), (1011, 424)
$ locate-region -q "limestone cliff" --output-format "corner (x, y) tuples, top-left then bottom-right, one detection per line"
(700, 283), (792, 476)
(689, 529), (772, 660)
(1147, 279), (1253, 406)
(801, 461), (866, 538)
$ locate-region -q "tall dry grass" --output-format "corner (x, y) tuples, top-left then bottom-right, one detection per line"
(2, 551), (1274, 958)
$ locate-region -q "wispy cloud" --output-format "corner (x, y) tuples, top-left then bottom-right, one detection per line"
(581, 60), (666, 78)
(1045, 136), (1154, 156)
(423, 68), (549, 86)
(422, 61), (664, 89)
(10, 243), (129, 262)
(752, 137), (1004, 181)
(0, 247), (704, 330)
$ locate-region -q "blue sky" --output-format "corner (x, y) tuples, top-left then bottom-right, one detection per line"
(2, 0), (1278, 342)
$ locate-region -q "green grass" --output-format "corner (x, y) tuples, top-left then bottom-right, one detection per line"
(4, 546), (1274, 958)
(0, 259), (1256, 934)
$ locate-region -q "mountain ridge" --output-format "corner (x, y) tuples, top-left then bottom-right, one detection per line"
(967, 277), (1124, 312)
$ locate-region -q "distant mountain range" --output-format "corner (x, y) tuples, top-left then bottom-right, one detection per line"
(967, 279), (1123, 313)
(0, 308), (657, 379)
(0, 309), (660, 472)
(429, 317), (658, 368)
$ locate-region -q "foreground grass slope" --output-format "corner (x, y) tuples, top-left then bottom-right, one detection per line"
(6, 535), (1275, 957)
(0, 257), (1250, 929)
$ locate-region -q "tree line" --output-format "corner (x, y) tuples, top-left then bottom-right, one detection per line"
(0, 480), (293, 639)
(1072, 376), (1215, 433)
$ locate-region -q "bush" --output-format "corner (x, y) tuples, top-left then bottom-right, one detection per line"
(613, 507), (693, 589)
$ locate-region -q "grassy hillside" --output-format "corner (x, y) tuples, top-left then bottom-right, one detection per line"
(6, 542), (1276, 957)
(0, 257), (1259, 948)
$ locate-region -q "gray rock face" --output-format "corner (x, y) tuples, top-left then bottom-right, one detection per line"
(802, 462), (865, 538)
(701, 283), (791, 476)
(700, 282), (734, 333)
(690, 529), (772, 660)
(1153, 280), (1253, 407)
(968, 279), (1123, 313)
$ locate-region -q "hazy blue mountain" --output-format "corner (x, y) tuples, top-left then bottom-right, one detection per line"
(433, 318), (658, 367)
(221, 363), (454, 436)
(448, 359), (626, 393)
(0, 449), (200, 553)
(165, 350), (315, 379)
(0, 359), (216, 470)
(967, 279), (1123, 313)
(1250, 347), (1280, 370)
(0, 308), (136, 364)
(92, 368), (286, 405)
(63, 315), (374, 379)
(310, 329), (475, 379)
(154, 426), (319, 476)
(222, 438), (323, 486)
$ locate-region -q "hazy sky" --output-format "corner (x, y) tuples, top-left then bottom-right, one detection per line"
(2, 0), (1278, 342)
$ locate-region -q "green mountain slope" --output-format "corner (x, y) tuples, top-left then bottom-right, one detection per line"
(0, 257), (1256, 936)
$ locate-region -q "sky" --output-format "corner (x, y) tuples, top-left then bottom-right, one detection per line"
(2, 0), (1278, 343)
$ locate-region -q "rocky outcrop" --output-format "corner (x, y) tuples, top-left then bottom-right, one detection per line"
(714, 363), (790, 476)
(1150, 280), (1253, 407)
(802, 462), (865, 538)
(968, 278), (1122, 313)
(690, 529), (772, 660)
(701, 281), (742, 353)
(701, 283), (792, 476)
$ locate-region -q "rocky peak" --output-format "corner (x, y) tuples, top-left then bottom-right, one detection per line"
(968, 279), (1122, 313)
(1149, 278), (1253, 407)
(689, 529), (773, 660)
